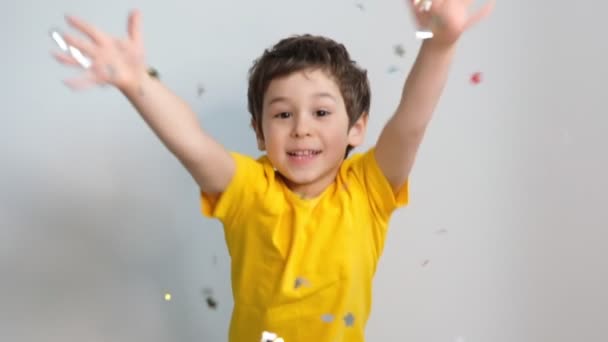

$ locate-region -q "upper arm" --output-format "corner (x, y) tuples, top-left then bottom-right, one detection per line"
(180, 133), (236, 195)
(374, 114), (425, 193)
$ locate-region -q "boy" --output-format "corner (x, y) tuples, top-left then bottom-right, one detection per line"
(53, 1), (492, 341)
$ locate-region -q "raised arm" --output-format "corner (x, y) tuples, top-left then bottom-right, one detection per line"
(375, 0), (494, 193)
(54, 10), (234, 195)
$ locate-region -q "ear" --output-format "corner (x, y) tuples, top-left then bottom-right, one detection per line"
(347, 113), (368, 147)
(251, 118), (266, 151)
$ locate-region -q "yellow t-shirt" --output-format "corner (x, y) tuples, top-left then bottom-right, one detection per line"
(201, 147), (408, 342)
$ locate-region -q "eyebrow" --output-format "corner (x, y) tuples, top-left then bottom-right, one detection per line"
(267, 92), (337, 106)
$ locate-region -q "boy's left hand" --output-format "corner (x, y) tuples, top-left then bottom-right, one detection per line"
(410, 0), (495, 46)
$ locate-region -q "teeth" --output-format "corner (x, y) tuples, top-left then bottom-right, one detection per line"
(289, 150), (319, 156)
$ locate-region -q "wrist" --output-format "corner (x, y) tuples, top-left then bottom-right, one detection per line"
(119, 67), (159, 96)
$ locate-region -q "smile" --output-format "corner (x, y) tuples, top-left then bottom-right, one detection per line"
(286, 150), (322, 156)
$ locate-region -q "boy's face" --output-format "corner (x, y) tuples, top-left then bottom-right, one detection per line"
(254, 68), (367, 197)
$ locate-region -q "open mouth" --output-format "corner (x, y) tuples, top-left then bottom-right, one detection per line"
(287, 150), (322, 157)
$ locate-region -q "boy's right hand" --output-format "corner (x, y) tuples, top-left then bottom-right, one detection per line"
(54, 9), (148, 92)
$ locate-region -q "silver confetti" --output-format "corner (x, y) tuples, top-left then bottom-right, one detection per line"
(343, 312), (355, 327)
(393, 44), (406, 58)
(321, 314), (334, 323)
(294, 277), (309, 289)
(49, 28), (92, 68)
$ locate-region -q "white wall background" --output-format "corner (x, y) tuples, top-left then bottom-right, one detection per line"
(2, 0), (607, 341)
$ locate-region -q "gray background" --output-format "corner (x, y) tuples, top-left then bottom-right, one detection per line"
(2, 0), (607, 341)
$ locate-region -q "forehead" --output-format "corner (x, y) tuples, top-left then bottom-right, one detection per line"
(264, 68), (343, 106)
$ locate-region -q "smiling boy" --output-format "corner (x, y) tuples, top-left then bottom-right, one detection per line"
(54, 1), (493, 341)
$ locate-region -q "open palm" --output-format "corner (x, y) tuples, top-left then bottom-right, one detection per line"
(411, 0), (495, 45)
(53, 10), (147, 91)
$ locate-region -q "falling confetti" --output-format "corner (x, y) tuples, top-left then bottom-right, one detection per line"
(164, 293), (172, 301)
(261, 331), (284, 342)
(421, 259), (430, 267)
(261, 331), (277, 342)
(197, 83), (205, 97)
(206, 296), (218, 309)
(321, 314), (334, 323)
(343, 312), (355, 327)
(294, 277), (310, 289)
(387, 65), (400, 74)
(147, 67), (159, 79)
(393, 44), (406, 58)
(415, 30), (433, 40)
(470, 72), (482, 85)
(355, 2), (365, 10)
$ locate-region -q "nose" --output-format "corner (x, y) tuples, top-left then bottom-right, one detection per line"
(291, 113), (312, 138)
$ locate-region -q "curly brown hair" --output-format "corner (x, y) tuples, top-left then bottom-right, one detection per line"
(247, 34), (371, 156)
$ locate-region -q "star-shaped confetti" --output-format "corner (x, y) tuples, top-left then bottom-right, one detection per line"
(393, 44), (406, 58)
(197, 83), (205, 97)
(343, 312), (355, 327)
(470, 72), (482, 85)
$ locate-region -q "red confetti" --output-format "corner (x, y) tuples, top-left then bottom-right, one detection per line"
(470, 72), (482, 85)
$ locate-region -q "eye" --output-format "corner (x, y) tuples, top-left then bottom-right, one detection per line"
(316, 110), (330, 117)
(274, 112), (291, 119)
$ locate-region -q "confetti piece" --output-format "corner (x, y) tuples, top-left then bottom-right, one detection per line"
(321, 314), (334, 323)
(294, 277), (310, 289)
(206, 296), (218, 309)
(164, 293), (172, 301)
(415, 30), (433, 39)
(343, 312), (355, 327)
(393, 44), (406, 58)
(470, 72), (482, 85)
(261, 331), (284, 342)
(387, 65), (400, 74)
(197, 84), (205, 97)
(50, 28), (92, 69)
(355, 2), (364, 10)
(421, 259), (430, 267)
(261, 331), (277, 342)
(147, 67), (159, 79)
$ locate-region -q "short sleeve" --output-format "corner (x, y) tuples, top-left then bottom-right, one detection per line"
(347, 147), (409, 223)
(200, 152), (270, 228)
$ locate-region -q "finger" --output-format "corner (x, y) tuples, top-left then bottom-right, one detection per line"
(51, 50), (82, 67)
(127, 9), (143, 45)
(464, 0), (495, 30)
(63, 74), (99, 90)
(62, 33), (97, 58)
(65, 15), (107, 44)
